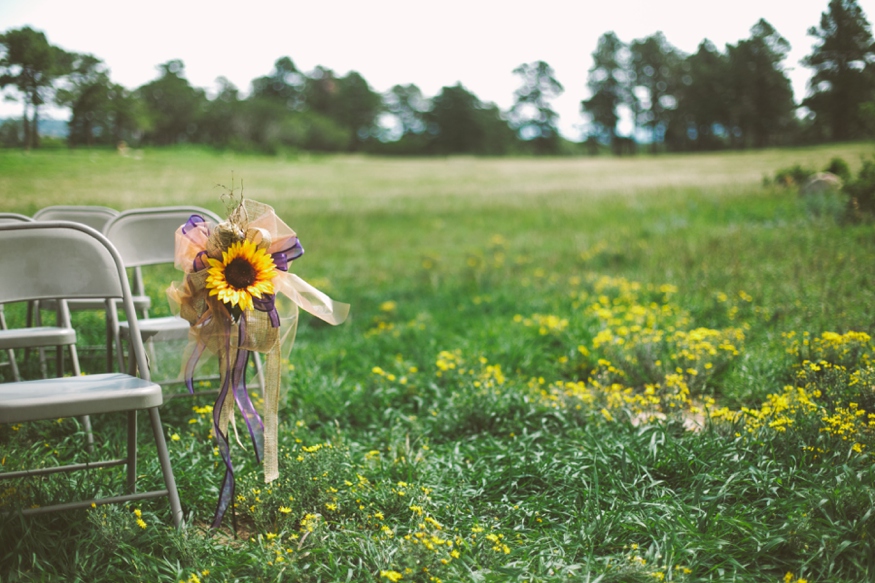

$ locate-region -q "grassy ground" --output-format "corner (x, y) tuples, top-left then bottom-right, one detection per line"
(1, 143), (875, 582)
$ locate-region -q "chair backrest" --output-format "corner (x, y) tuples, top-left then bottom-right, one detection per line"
(0, 213), (34, 224)
(0, 221), (127, 303)
(103, 206), (222, 268)
(0, 221), (150, 377)
(34, 205), (119, 231)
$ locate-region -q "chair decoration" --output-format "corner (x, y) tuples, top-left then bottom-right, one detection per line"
(167, 197), (348, 527)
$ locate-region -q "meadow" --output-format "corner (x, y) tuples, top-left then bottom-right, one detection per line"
(1, 143), (875, 582)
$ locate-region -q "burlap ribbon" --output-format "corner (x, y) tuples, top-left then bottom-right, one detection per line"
(167, 200), (348, 527)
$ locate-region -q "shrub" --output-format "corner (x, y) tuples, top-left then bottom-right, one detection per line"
(824, 156), (851, 181)
(844, 155), (875, 220)
(773, 163), (814, 187)
(771, 154), (875, 222)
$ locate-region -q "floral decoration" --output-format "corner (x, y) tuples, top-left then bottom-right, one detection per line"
(167, 196), (349, 527)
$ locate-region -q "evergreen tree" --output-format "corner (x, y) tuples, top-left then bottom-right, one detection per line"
(803, 0), (875, 141)
(509, 60), (564, 154)
(425, 83), (515, 155)
(677, 40), (733, 150)
(629, 32), (683, 152)
(581, 32), (630, 150)
(726, 19), (796, 147)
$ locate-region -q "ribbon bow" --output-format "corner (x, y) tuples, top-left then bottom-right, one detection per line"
(167, 200), (348, 527)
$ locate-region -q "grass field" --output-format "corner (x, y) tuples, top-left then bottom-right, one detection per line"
(1, 143), (875, 582)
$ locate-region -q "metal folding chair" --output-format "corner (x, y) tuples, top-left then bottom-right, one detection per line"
(0, 212), (94, 447)
(0, 221), (183, 527)
(32, 205), (149, 373)
(104, 206), (265, 395)
(0, 211), (83, 381)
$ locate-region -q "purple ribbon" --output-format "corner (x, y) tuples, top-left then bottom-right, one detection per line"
(181, 214), (212, 272)
(181, 213), (207, 236)
(193, 250), (209, 273)
(210, 315), (265, 528)
(252, 295), (280, 328)
(252, 234), (301, 328)
(232, 315), (265, 466)
(271, 236), (303, 272)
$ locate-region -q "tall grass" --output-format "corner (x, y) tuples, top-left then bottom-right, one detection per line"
(1, 143), (875, 582)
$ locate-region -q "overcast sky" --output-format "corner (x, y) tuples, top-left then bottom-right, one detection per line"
(0, 0), (845, 138)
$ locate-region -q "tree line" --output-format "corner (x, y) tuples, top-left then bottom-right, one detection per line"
(1, 0), (873, 156)
(584, 2), (875, 154)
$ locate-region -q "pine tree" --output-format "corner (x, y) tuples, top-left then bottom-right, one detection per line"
(803, 0), (875, 141)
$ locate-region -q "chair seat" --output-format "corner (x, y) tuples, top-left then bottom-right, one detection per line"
(0, 373), (162, 423)
(119, 316), (189, 342)
(0, 326), (76, 350)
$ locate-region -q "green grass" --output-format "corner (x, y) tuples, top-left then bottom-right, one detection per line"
(1, 143), (875, 582)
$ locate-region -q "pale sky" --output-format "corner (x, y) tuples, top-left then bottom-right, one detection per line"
(0, 0), (843, 139)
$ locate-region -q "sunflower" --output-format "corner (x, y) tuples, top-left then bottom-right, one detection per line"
(205, 239), (278, 314)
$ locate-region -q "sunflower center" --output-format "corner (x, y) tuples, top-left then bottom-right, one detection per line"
(224, 257), (257, 289)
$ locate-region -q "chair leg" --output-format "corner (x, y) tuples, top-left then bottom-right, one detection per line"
(105, 318), (114, 373)
(0, 309), (21, 382)
(34, 302), (50, 379)
(81, 414), (94, 453)
(147, 341), (158, 378)
(70, 355), (94, 453)
(23, 300), (34, 366)
(126, 410), (137, 494)
(3, 347), (20, 382)
(117, 332), (128, 376)
(37, 347), (49, 378)
(148, 407), (183, 528)
(58, 301), (94, 453)
(123, 334), (143, 377)
(106, 299), (124, 376)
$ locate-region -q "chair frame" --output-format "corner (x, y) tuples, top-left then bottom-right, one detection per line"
(0, 212), (35, 223)
(0, 221), (183, 527)
(33, 205), (120, 231)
